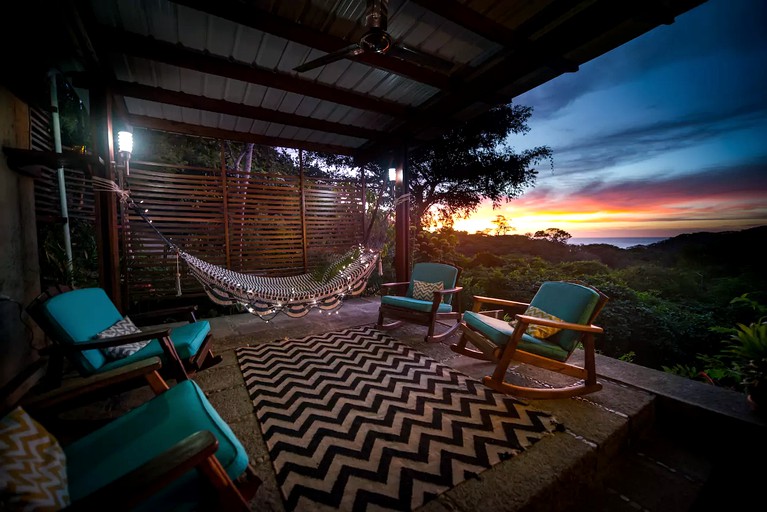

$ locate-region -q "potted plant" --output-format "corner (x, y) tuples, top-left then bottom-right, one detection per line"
(712, 294), (767, 412)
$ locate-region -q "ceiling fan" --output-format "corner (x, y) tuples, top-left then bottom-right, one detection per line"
(293, 0), (451, 73)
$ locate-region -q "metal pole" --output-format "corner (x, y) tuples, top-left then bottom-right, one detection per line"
(49, 70), (74, 284)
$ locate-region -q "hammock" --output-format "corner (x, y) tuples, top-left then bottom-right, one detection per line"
(180, 247), (379, 319)
(93, 178), (381, 321)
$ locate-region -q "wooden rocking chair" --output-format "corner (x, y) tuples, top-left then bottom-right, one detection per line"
(26, 285), (222, 387)
(377, 262), (463, 342)
(451, 281), (609, 399)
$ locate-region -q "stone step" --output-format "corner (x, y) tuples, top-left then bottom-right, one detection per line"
(576, 429), (711, 512)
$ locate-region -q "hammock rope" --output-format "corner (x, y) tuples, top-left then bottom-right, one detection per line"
(93, 177), (382, 321)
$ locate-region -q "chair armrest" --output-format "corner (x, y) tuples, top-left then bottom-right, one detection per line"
(433, 286), (463, 311)
(380, 281), (410, 296)
(472, 295), (529, 313)
(22, 357), (165, 412)
(65, 430), (221, 511)
(53, 328), (172, 352)
(130, 305), (199, 324)
(514, 314), (604, 334)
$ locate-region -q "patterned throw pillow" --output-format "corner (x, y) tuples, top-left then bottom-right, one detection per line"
(96, 316), (149, 360)
(0, 406), (70, 511)
(411, 280), (444, 301)
(509, 305), (564, 339)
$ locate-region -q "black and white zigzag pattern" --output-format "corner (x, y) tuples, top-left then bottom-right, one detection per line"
(236, 326), (561, 512)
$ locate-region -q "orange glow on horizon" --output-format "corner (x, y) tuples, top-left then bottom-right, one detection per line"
(432, 197), (765, 238)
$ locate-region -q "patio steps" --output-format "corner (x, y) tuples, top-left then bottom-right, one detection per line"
(573, 392), (764, 512)
(576, 429), (711, 511)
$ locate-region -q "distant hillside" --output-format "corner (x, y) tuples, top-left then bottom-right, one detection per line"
(455, 226), (767, 274)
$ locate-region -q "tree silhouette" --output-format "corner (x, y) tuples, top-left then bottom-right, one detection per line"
(532, 228), (572, 244)
(491, 215), (512, 235)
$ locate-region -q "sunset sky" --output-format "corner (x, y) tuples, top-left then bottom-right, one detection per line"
(454, 0), (767, 238)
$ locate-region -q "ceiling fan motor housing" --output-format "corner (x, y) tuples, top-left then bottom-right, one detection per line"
(360, 29), (393, 54)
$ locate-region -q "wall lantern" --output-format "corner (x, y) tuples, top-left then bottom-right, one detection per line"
(117, 130), (133, 175)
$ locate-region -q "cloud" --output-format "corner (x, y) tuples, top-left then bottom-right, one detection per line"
(548, 105), (767, 176)
(516, 0), (767, 122)
(523, 161), (767, 213)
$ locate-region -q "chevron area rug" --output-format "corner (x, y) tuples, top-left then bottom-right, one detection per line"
(236, 326), (562, 512)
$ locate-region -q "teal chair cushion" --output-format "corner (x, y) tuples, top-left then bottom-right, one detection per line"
(41, 288), (123, 373)
(406, 263), (459, 305)
(463, 310), (570, 362)
(381, 295), (454, 313)
(40, 288), (212, 376)
(529, 282), (600, 354)
(99, 321), (212, 373)
(64, 379), (249, 509)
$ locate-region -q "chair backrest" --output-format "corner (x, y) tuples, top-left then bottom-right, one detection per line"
(27, 287), (123, 375)
(530, 281), (608, 355)
(407, 262), (461, 305)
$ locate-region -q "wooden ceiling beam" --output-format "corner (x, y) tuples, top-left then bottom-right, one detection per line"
(129, 115), (357, 156)
(102, 28), (412, 118)
(410, 0), (579, 73)
(112, 81), (386, 141)
(168, 0), (453, 90)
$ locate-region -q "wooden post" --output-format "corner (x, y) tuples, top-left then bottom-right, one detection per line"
(90, 87), (122, 311)
(394, 144), (410, 283)
(299, 149), (308, 272)
(361, 166), (366, 243)
(220, 142), (231, 269)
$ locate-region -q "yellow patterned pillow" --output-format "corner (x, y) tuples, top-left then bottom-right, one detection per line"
(0, 407), (70, 511)
(510, 305), (564, 339)
(411, 280), (444, 301)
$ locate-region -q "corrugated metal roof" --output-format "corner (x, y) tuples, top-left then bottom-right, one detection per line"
(10, 0), (708, 162)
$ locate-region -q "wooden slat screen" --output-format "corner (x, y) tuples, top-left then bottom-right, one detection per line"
(226, 173), (304, 275)
(122, 161), (364, 303)
(123, 163), (227, 300)
(29, 106), (53, 151)
(304, 178), (364, 264)
(34, 167), (96, 224)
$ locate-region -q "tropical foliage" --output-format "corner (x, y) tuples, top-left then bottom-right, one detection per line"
(403, 227), (767, 385)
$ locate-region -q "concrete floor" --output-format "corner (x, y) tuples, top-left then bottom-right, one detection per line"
(49, 296), (767, 511)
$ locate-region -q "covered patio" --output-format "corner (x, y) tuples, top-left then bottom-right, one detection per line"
(3, 0), (763, 510)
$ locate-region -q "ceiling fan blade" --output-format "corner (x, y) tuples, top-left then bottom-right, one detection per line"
(387, 44), (454, 73)
(294, 44), (364, 72)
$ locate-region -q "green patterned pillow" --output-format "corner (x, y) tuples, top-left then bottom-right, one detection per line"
(412, 280), (443, 301)
(96, 316), (148, 360)
(510, 305), (564, 339)
(0, 406), (70, 510)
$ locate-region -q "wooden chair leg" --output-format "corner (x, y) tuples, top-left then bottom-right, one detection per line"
(236, 465), (263, 501)
(425, 315), (437, 342)
(376, 308), (403, 330)
(198, 455), (251, 511)
(449, 330), (494, 361)
(196, 350), (223, 372)
(425, 317), (461, 343)
(42, 350), (64, 391)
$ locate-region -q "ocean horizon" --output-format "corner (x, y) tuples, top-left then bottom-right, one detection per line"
(569, 237), (668, 249)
